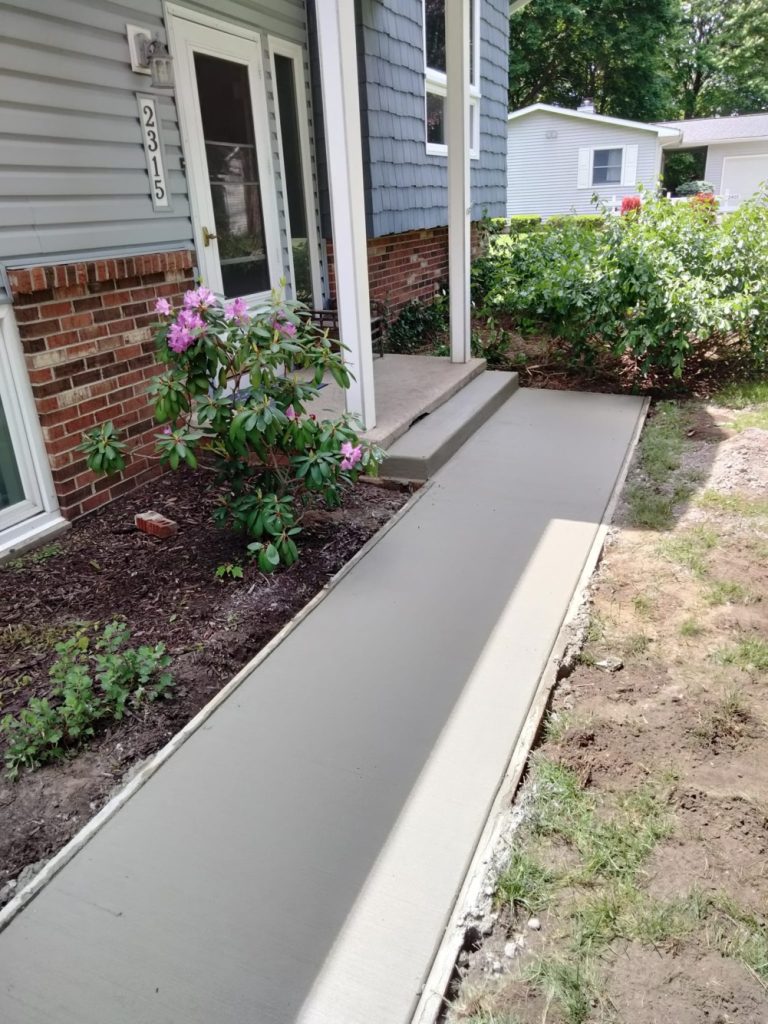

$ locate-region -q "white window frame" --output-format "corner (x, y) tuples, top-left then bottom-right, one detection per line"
(267, 36), (324, 308)
(0, 303), (64, 557)
(423, 0), (481, 160)
(590, 146), (624, 187)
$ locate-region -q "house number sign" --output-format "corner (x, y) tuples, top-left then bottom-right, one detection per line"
(137, 95), (170, 210)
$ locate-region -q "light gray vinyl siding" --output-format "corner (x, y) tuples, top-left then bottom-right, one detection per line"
(704, 141), (768, 195)
(349, 0), (509, 238)
(0, 0), (319, 300)
(507, 111), (663, 219)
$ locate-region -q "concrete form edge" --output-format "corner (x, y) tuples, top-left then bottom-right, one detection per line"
(410, 396), (650, 1024)
(0, 481), (432, 934)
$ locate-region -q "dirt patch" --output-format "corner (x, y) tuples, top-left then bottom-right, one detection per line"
(608, 944), (767, 1024)
(446, 404), (768, 1022)
(0, 470), (409, 903)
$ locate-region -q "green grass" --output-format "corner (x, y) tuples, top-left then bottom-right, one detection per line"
(680, 617), (704, 637)
(705, 580), (755, 606)
(714, 638), (768, 672)
(697, 490), (768, 518)
(632, 593), (655, 618)
(543, 710), (574, 743)
(712, 379), (768, 409)
(623, 632), (651, 657)
(529, 759), (671, 883)
(637, 403), (687, 483)
(660, 526), (718, 578)
(524, 956), (601, 1024)
(693, 689), (750, 746)
(626, 403), (692, 530)
(732, 408), (768, 431)
(496, 849), (558, 914)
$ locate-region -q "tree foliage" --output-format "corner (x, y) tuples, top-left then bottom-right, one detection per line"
(508, 0), (680, 120)
(509, 0), (768, 121)
(670, 0), (768, 118)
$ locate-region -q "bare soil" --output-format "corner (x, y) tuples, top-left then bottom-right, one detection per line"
(0, 471), (409, 905)
(447, 400), (768, 1023)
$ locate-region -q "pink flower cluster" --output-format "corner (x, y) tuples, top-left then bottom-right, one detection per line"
(184, 286), (217, 310)
(168, 308), (206, 353)
(224, 296), (249, 326)
(272, 316), (297, 337)
(340, 441), (362, 472)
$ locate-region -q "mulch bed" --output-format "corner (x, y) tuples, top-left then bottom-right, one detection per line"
(0, 470), (410, 902)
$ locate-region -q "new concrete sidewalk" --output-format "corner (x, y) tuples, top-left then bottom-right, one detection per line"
(0, 388), (645, 1024)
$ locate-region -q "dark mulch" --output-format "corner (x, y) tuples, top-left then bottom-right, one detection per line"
(0, 470), (410, 901)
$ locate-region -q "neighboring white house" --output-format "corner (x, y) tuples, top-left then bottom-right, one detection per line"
(659, 112), (768, 206)
(506, 102), (680, 218)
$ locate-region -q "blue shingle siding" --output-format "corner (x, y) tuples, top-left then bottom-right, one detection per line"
(355, 0), (509, 238)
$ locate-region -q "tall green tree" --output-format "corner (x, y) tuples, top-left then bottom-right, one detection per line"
(508, 0), (680, 121)
(671, 0), (768, 117)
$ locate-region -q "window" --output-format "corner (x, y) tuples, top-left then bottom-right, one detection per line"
(424, 0), (480, 158)
(577, 144), (638, 189)
(592, 148), (623, 185)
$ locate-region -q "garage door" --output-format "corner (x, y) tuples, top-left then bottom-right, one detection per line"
(721, 154), (768, 206)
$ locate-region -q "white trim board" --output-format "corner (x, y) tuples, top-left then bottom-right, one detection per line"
(508, 102), (681, 138)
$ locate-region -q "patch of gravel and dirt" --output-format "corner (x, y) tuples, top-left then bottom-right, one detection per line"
(444, 388), (768, 1024)
(0, 470), (410, 906)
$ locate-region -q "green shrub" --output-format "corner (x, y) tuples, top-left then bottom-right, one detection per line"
(0, 622), (172, 778)
(508, 214), (542, 234)
(676, 180), (715, 197)
(480, 191), (768, 377)
(386, 292), (449, 353)
(79, 288), (384, 572)
(545, 213), (605, 230)
(487, 217), (508, 235)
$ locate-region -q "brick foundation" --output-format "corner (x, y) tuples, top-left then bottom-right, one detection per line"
(325, 224), (483, 319)
(8, 251), (196, 520)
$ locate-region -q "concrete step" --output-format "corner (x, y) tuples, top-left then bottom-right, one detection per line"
(381, 369), (519, 480)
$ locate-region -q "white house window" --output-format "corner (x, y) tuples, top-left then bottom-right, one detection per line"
(424, 0), (480, 159)
(592, 148), (623, 185)
(577, 144), (639, 189)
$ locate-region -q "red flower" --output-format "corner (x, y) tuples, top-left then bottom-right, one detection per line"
(621, 195), (642, 215)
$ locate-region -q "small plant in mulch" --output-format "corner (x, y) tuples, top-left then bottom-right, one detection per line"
(0, 621), (172, 779)
(79, 287), (384, 573)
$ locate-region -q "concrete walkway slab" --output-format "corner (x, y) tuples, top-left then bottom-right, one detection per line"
(0, 389), (646, 1024)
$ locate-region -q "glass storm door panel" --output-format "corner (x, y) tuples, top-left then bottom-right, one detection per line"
(194, 53), (270, 299)
(170, 17), (281, 303)
(0, 395), (25, 512)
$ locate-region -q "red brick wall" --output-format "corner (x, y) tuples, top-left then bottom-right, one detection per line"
(325, 224), (483, 319)
(8, 251), (196, 520)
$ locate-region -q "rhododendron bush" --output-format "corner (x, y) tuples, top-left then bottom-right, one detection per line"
(79, 288), (383, 571)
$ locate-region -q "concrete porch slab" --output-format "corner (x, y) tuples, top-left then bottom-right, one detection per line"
(306, 353), (486, 448)
(0, 389), (647, 1024)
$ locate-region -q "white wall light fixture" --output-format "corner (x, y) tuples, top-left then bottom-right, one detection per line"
(127, 24), (175, 89)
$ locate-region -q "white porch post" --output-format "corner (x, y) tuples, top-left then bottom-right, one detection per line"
(315, 0), (376, 429)
(446, 0), (472, 363)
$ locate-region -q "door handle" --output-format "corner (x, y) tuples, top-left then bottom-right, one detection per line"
(202, 226), (217, 247)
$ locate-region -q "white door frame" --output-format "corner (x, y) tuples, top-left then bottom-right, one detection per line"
(0, 303), (63, 552)
(166, 6), (283, 304)
(268, 35), (324, 307)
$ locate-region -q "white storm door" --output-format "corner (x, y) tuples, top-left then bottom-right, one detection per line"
(169, 14), (282, 303)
